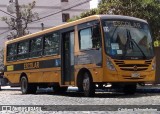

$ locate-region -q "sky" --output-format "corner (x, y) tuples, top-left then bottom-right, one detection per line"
(90, 0), (99, 9)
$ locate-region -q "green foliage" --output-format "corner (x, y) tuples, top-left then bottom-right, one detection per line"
(68, 16), (81, 22)
(80, 8), (98, 18)
(97, 0), (160, 40)
(69, 0), (160, 40)
(68, 8), (98, 22)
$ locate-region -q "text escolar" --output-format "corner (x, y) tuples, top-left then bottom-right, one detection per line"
(24, 62), (40, 70)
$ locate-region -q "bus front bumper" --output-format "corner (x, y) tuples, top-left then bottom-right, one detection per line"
(103, 70), (155, 83)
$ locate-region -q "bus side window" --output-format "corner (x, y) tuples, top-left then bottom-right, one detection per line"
(79, 28), (93, 50)
(7, 44), (17, 61)
(30, 37), (43, 58)
(79, 26), (101, 50)
(17, 41), (29, 59)
(44, 32), (59, 55)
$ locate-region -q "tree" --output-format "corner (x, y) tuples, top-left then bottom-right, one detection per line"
(68, 8), (98, 22)
(69, 0), (160, 40)
(1, 1), (39, 39)
(98, 0), (160, 40)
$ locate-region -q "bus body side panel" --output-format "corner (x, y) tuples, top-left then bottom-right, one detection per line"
(27, 72), (43, 83)
(74, 65), (103, 83)
(4, 54), (62, 84)
(4, 16), (101, 87)
(74, 50), (103, 83)
(42, 70), (60, 83)
(4, 73), (20, 84)
(5, 71), (60, 84)
(27, 69), (60, 83)
(74, 19), (104, 84)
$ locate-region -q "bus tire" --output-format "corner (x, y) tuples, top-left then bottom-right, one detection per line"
(77, 76), (83, 92)
(21, 76), (37, 94)
(82, 72), (95, 97)
(123, 84), (137, 95)
(0, 85), (1, 90)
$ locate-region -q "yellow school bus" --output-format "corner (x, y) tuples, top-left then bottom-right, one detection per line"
(4, 15), (155, 97)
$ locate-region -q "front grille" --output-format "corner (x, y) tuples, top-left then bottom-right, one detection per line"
(145, 60), (152, 65)
(114, 60), (152, 71)
(122, 75), (146, 79)
(120, 68), (148, 71)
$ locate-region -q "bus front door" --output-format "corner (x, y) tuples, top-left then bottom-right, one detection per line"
(61, 31), (74, 85)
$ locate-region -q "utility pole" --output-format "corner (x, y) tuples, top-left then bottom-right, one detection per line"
(15, 0), (23, 37)
(41, 23), (44, 30)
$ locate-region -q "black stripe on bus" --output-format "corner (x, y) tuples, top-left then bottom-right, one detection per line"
(4, 58), (61, 72)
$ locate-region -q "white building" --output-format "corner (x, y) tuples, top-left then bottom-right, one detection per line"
(90, 0), (100, 9)
(0, 0), (95, 48)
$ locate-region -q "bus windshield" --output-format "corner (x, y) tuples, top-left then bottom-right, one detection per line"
(103, 20), (154, 60)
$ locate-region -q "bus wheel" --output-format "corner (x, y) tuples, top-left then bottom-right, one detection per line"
(123, 84), (137, 95)
(21, 76), (37, 94)
(0, 86), (1, 90)
(82, 73), (95, 97)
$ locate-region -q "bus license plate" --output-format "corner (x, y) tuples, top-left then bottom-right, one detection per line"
(131, 72), (140, 78)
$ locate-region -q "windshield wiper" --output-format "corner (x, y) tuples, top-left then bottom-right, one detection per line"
(131, 39), (146, 59)
(122, 29), (132, 59)
(122, 29), (146, 59)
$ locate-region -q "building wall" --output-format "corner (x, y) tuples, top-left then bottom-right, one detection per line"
(0, 0), (91, 48)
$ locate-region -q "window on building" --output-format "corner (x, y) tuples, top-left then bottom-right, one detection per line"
(44, 32), (59, 55)
(62, 13), (70, 22)
(61, 0), (68, 2)
(30, 37), (43, 57)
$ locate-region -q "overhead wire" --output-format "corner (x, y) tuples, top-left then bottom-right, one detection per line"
(0, 1), (60, 35)
(0, 9), (16, 18)
(0, 29), (11, 35)
(28, 0), (91, 24)
(28, 0), (91, 25)
(0, 0), (91, 35)
(27, 0), (90, 30)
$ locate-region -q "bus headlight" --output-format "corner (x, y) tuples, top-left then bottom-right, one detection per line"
(106, 58), (116, 71)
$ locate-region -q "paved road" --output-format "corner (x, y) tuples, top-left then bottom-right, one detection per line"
(0, 86), (160, 105)
(0, 86), (160, 113)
